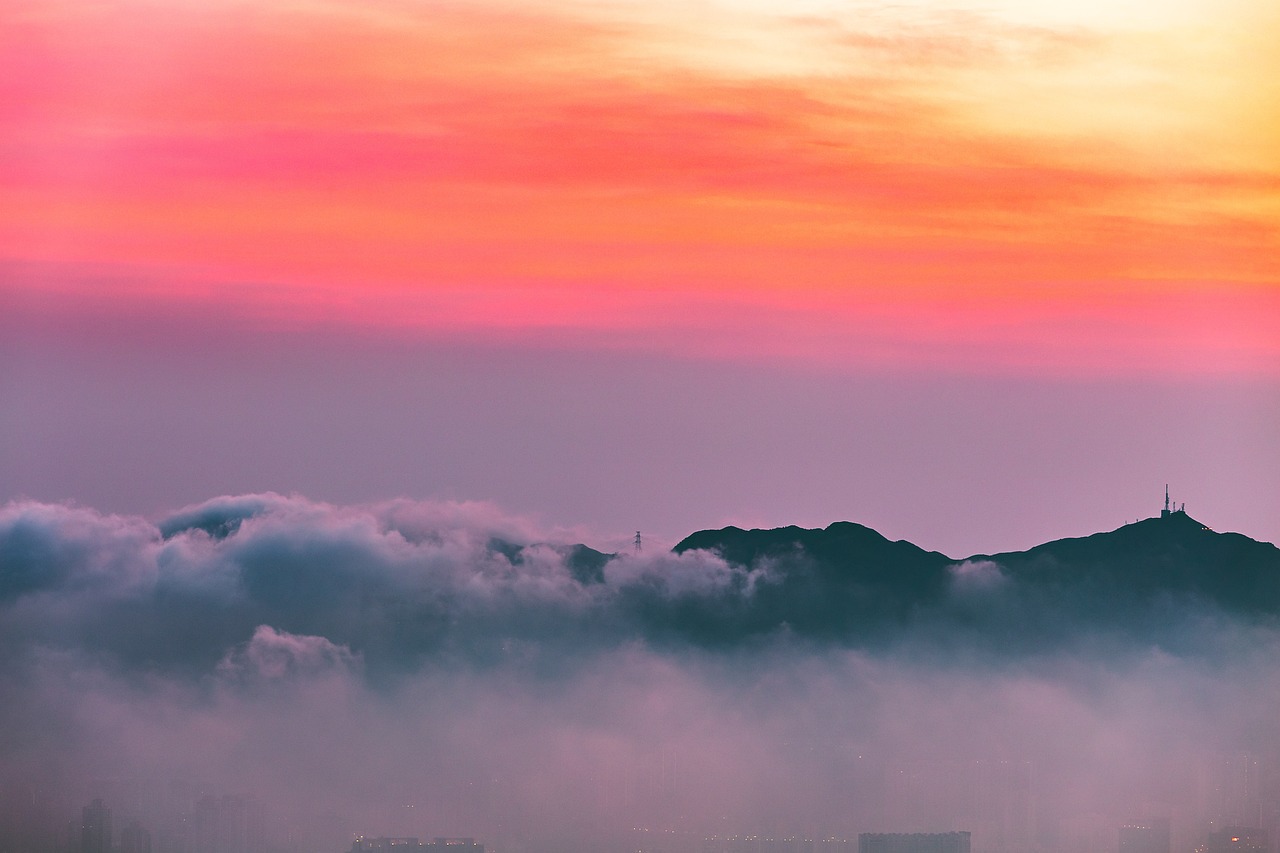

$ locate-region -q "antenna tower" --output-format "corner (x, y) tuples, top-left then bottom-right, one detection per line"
(634, 531), (642, 554)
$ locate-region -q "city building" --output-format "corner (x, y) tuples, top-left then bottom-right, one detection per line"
(704, 836), (835, 853)
(858, 833), (970, 853)
(883, 758), (1032, 853)
(1202, 827), (1270, 853)
(351, 838), (485, 853)
(185, 793), (265, 853)
(81, 799), (112, 853)
(425, 840), (484, 853)
(1119, 820), (1170, 853)
(120, 819), (153, 853)
(352, 839), (423, 853)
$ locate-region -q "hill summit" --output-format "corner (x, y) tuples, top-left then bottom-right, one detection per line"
(668, 509), (1280, 645)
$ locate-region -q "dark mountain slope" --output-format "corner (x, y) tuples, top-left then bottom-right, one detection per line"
(970, 511), (1280, 614)
(668, 514), (1280, 647)
(675, 521), (952, 574)
(667, 521), (955, 640)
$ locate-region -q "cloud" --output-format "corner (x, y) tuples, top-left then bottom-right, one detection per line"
(948, 559), (1005, 589)
(217, 625), (360, 683)
(0, 500), (157, 602)
(0, 494), (1274, 674)
(1, 495), (1279, 853)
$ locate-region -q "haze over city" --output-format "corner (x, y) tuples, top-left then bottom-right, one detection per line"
(1, 0), (1278, 852)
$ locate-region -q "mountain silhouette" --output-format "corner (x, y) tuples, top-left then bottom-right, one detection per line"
(674, 521), (953, 630)
(381, 512), (1280, 652)
(969, 512), (1280, 614)
(667, 512), (1280, 647)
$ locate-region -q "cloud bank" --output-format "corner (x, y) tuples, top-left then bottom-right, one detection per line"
(1, 495), (1278, 853)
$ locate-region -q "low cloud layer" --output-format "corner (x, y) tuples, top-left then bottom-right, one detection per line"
(1, 495), (1278, 853)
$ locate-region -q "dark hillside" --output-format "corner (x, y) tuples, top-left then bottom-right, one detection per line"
(971, 512), (1280, 613)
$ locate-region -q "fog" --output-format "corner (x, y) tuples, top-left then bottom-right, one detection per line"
(1, 495), (1277, 853)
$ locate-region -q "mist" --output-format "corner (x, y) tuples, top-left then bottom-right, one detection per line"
(1, 495), (1277, 853)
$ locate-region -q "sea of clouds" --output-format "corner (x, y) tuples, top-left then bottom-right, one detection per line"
(2, 495), (1278, 853)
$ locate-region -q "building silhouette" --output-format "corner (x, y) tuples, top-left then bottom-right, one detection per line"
(1202, 828), (1270, 853)
(1120, 820), (1170, 853)
(81, 799), (112, 853)
(858, 833), (970, 853)
(704, 838), (827, 853)
(351, 838), (484, 853)
(883, 759), (1031, 853)
(120, 819), (153, 853)
(182, 793), (264, 853)
(352, 840), (423, 853)
(1203, 753), (1263, 830)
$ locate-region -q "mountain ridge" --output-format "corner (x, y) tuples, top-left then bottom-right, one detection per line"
(675, 510), (1277, 564)
(669, 511), (1280, 625)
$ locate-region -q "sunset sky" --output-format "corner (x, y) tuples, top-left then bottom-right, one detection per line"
(2, 0), (1278, 555)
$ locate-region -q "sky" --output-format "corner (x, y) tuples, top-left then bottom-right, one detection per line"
(1, 0), (1278, 552)
(1, 4), (1280, 849)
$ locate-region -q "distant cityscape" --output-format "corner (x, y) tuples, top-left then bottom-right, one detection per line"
(5, 748), (1274, 853)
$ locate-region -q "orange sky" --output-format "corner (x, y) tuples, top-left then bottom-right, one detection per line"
(2, 0), (1277, 376)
